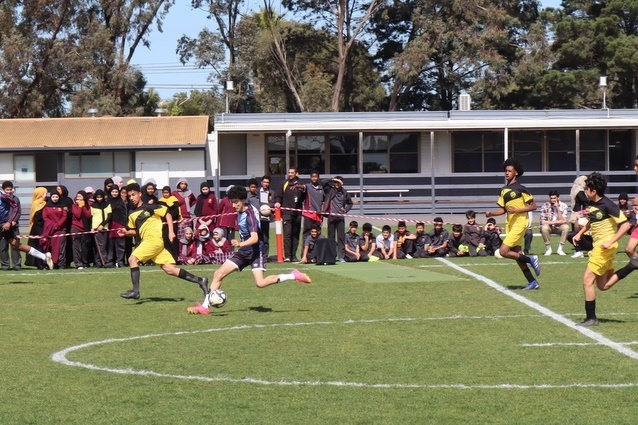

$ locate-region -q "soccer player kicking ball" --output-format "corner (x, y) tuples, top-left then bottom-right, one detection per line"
(486, 158), (542, 290)
(118, 183), (209, 300)
(572, 172), (632, 327)
(188, 185), (311, 315)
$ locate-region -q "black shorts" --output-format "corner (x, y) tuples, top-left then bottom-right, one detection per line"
(0, 227), (18, 242)
(228, 248), (267, 272)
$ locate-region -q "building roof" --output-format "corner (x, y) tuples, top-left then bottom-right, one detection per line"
(213, 109), (638, 133)
(0, 115), (210, 151)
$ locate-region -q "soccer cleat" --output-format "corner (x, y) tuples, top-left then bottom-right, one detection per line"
(198, 277), (210, 297)
(187, 302), (210, 315)
(45, 252), (54, 270)
(521, 280), (539, 290)
(571, 251), (584, 258)
(577, 318), (599, 327)
(291, 269), (312, 283)
(556, 249), (566, 256)
(120, 290), (140, 299)
(529, 255), (541, 276)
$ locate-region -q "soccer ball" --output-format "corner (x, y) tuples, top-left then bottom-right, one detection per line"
(208, 289), (227, 308)
(259, 204), (272, 217)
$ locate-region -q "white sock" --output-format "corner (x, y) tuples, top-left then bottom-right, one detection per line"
(28, 247), (46, 260)
(559, 243), (564, 250)
(202, 296), (210, 308)
(278, 273), (295, 282)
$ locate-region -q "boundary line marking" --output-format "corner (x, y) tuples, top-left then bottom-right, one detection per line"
(436, 258), (638, 360)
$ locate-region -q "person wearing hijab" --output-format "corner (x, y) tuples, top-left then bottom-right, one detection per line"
(103, 178), (114, 193)
(142, 181), (158, 205)
(70, 191), (91, 269)
(108, 186), (127, 267)
(26, 187), (50, 269)
(57, 185), (74, 267)
(210, 227), (232, 264)
(194, 181), (218, 229)
(41, 192), (69, 268)
(194, 224), (214, 264)
(217, 185), (238, 241)
(172, 178), (196, 221)
(159, 186), (182, 262)
(177, 227), (197, 265)
(90, 189), (112, 268)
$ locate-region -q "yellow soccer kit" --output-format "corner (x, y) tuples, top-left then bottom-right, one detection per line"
(128, 204), (175, 265)
(585, 196), (627, 276)
(497, 182), (534, 247)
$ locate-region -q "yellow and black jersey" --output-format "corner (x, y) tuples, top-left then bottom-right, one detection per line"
(585, 196), (627, 246)
(497, 182), (533, 224)
(127, 204), (169, 240)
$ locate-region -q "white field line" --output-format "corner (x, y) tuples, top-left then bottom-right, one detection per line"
(436, 257), (638, 361)
(522, 341), (638, 347)
(50, 317), (638, 390)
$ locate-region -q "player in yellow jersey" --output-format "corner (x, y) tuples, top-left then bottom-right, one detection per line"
(117, 183), (209, 300)
(572, 172), (632, 326)
(486, 158), (541, 290)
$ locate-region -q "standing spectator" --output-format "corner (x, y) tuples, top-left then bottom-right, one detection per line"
(259, 175), (275, 255)
(463, 210), (487, 257)
(0, 181), (21, 270)
(159, 186), (182, 262)
(108, 186), (127, 267)
(142, 181), (159, 205)
(322, 176), (352, 262)
(90, 190), (112, 268)
(103, 178), (114, 193)
(274, 167), (305, 262)
(57, 185), (74, 268)
(360, 222), (377, 260)
(70, 191), (91, 269)
(217, 186), (238, 242)
(172, 178), (196, 222)
(618, 192), (631, 220)
(41, 192), (69, 268)
(246, 178), (261, 211)
(194, 181), (218, 230)
(426, 217), (450, 257)
(112, 176), (124, 189)
(26, 187), (48, 269)
(120, 186), (132, 265)
(540, 190), (570, 256)
(300, 171), (325, 241)
(485, 158), (540, 291)
(374, 225), (395, 260)
(177, 227), (197, 265)
(412, 222), (431, 258)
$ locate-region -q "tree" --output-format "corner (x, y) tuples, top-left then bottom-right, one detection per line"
(282, 0), (383, 111)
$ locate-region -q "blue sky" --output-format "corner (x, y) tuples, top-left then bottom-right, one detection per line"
(134, 0), (563, 100)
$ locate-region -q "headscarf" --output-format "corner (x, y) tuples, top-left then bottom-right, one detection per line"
(30, 187), (48, 227)
(570, 175), (587, 208)
(211, 227), (227, 247)
(175, 178), (194, 212)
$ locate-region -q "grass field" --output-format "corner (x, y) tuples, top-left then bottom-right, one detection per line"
(3, 238), (638, 424)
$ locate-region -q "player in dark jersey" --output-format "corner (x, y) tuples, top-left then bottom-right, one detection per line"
(188, 185), (311, 315)
(572, 172), (632, 326)
(485, 158), (541, 290)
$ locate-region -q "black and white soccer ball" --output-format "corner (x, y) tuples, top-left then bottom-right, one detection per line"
(208, 289), (227, 308)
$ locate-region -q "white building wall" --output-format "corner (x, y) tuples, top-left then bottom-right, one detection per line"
(420, 131), (452, 174)
(0, 154), (14, 181)
(246, 134), (265, 177)
(135, 150), (206, 188)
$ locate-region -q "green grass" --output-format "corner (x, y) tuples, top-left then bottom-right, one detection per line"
(3, 238), (638, 424)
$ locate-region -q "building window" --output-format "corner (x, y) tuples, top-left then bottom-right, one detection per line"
(509, 131), (542, 172)
(547, 130), (576, 171)
(609, 130), (633, 171)
(64, 152), (131, 177)
(452, 131), (504, 172)
(580, 130), (606, 171)
(296, 135), (325, 174)
(329, 135), (358, 174)
(363, 133), (419, 173)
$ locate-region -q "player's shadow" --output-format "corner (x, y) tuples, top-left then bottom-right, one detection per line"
(247, 306), (311, 313)
(598, 318), (625, 324)
(132, 297), (185, 304)
(8, 281), (34, 285)
(506, 285), (529, 290)
(627, 293), (638, 299)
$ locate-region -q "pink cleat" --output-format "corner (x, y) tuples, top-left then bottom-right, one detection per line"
(187, 302), (210, 315)
(292, 269), (312, 284)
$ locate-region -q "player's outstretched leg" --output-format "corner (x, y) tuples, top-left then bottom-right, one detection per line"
(13, 239), (52, 270)
(161, 264), (209, 296)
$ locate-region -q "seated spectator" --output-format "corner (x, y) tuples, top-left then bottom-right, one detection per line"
(393, 221), (415, 259)
(412, 222), (431, 258)
(463, 210), (487, 257)
(359, 222), (377, 261)
(194, 224), (214, 264)
(483, 218), (503, 256)
(447, 224), (469, 257)
(425, 217), (449, 257)
(540, 190), (569, 256)
(344, 221), (366, 262)
(210, 227), (233, 264)
(374, 225), (395, 260)
(177, 227), (197, 265)
(301, 222), (325, 264)
(568, 217), (593, 258)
